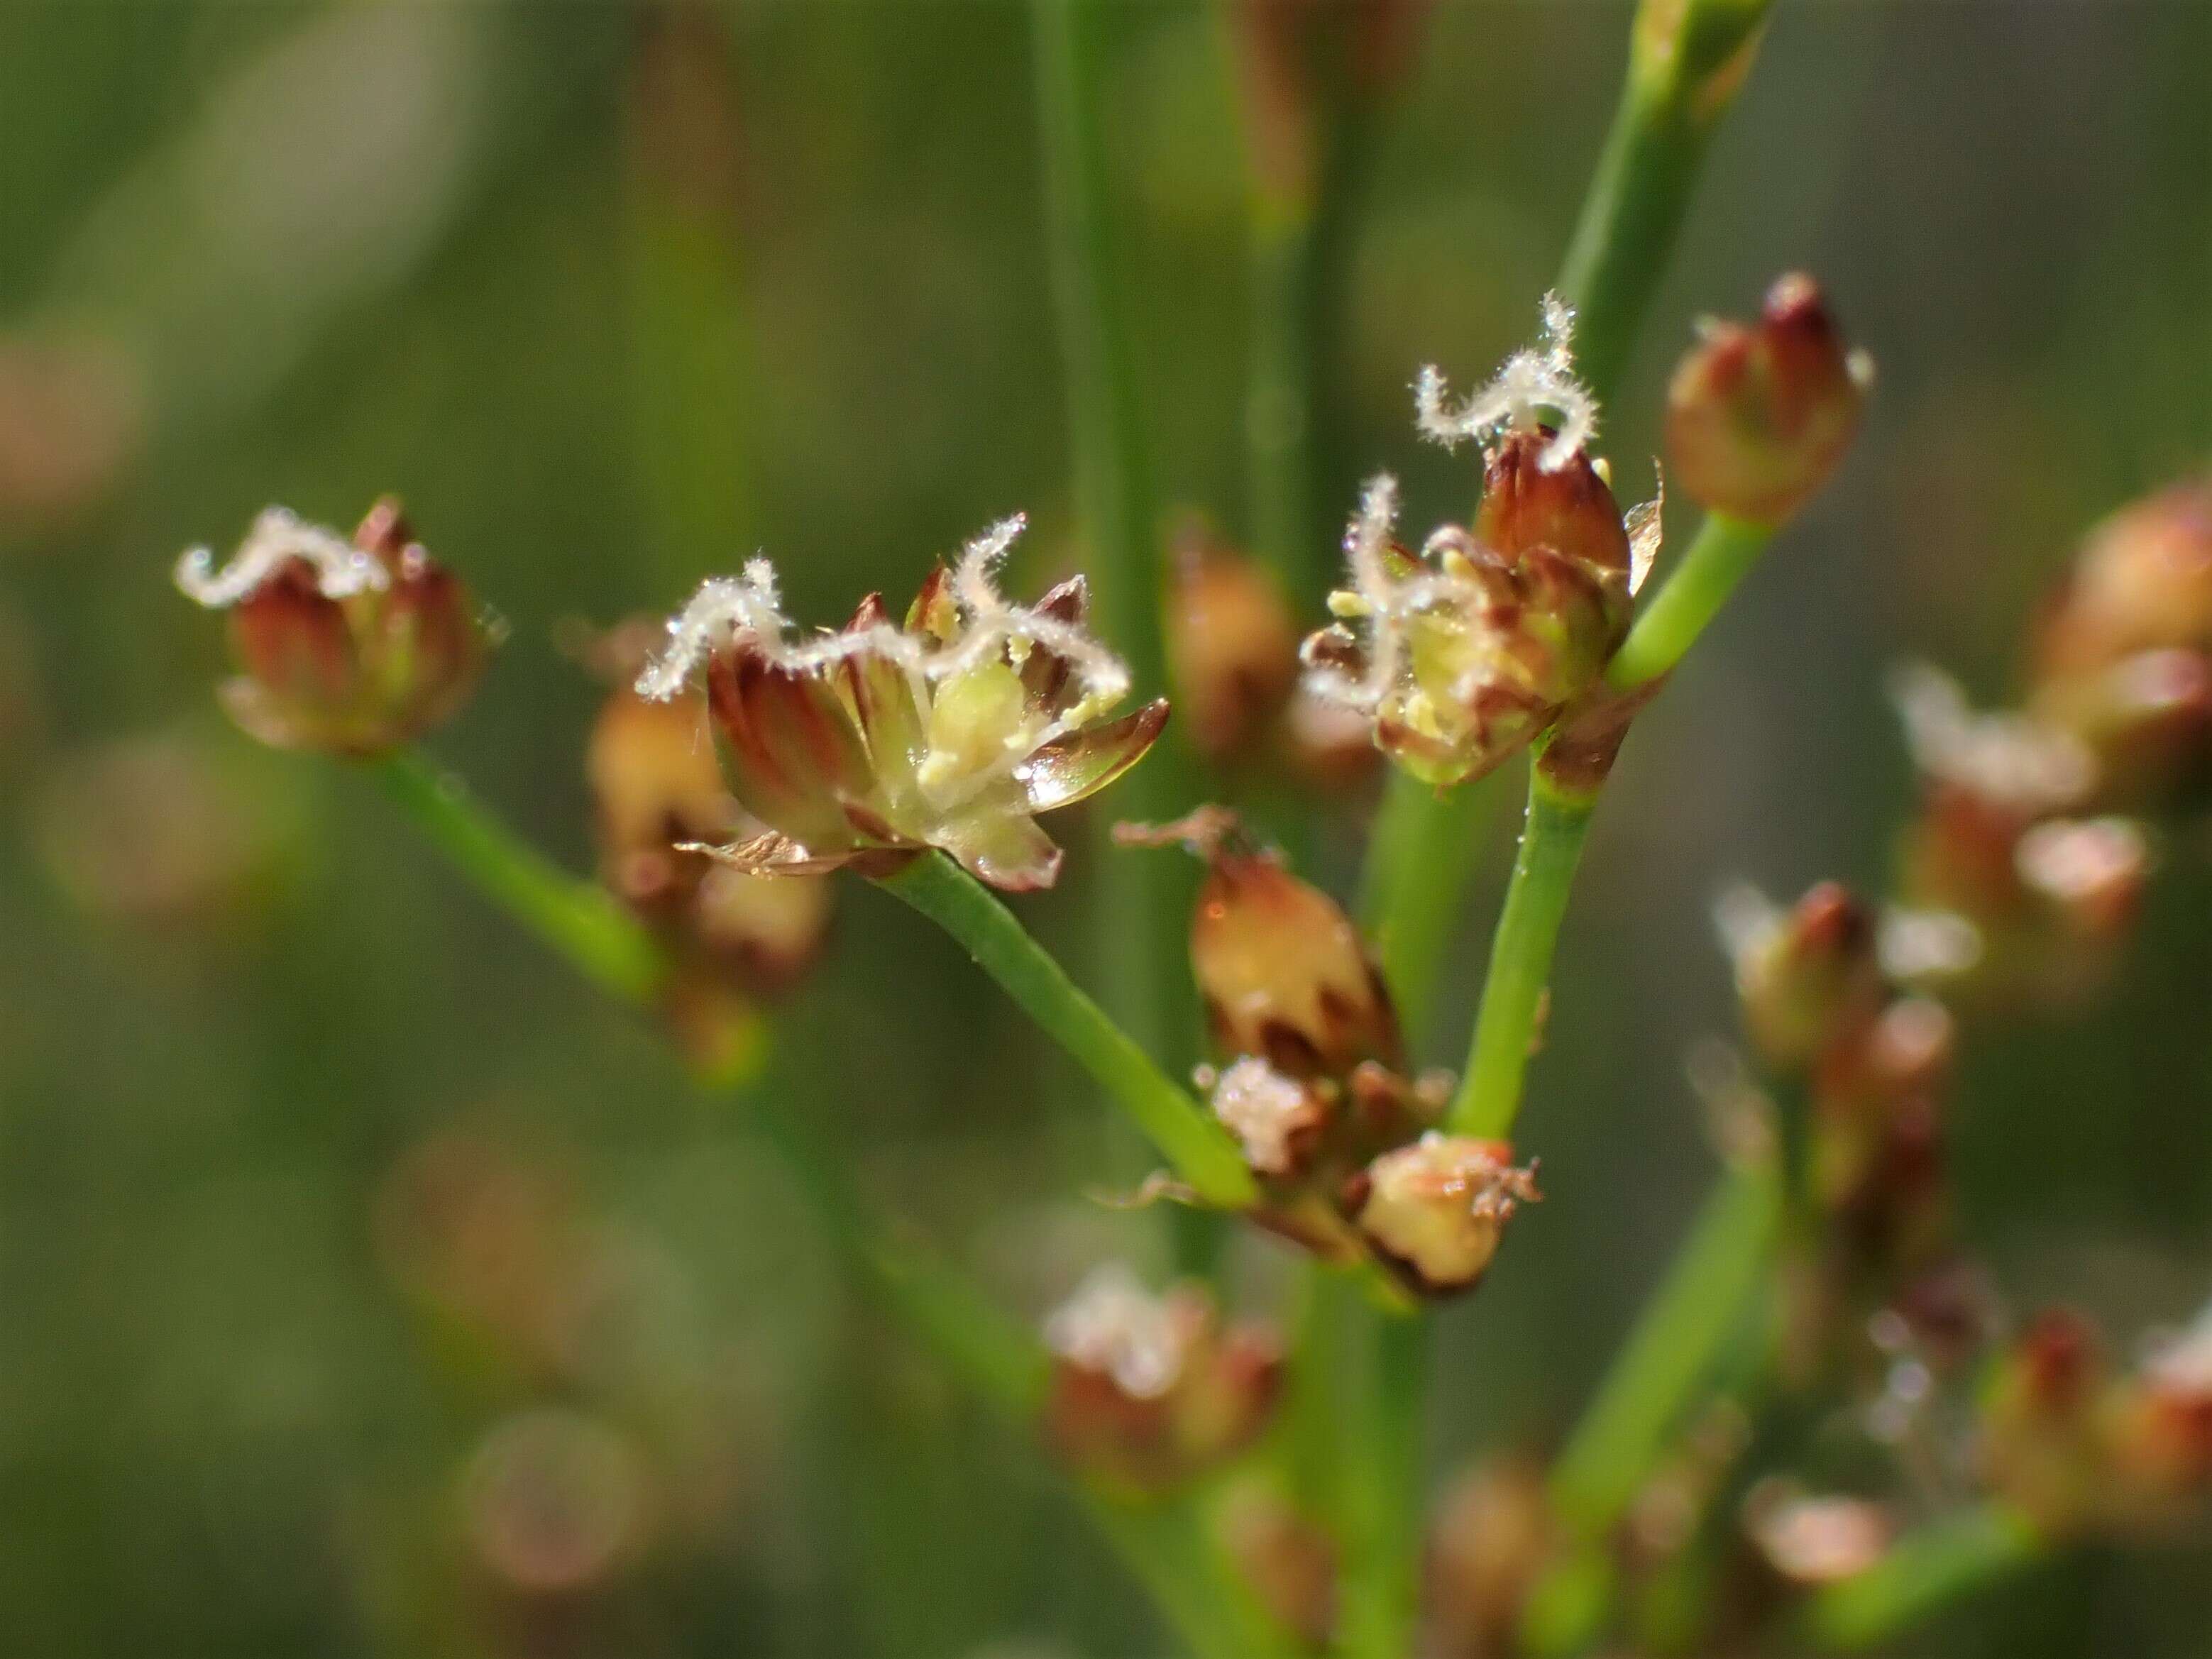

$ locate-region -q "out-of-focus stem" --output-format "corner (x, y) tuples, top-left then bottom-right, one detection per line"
(372, 750), (666, 1005)
(1246, 114), (1370, 616)
(366, 751), (1044, 1418)
(1338, 1304), (1432, 1659)
(1358, 0), (1773, 1027)
(1607, 512), (1775, 690)
(1805, 1503), (2047, 1650)
(877, 853), (1258, 1210)
(1447, 766), (1598, 1138)
(1360, 767), (1510, 1049)
(1030, 0), (1199, 1078)
(1086, 1487), (1304, 1659)
(1547, 1159), (1783, 1534)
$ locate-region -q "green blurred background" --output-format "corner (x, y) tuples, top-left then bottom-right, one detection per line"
(1, 1), (2208, 1655)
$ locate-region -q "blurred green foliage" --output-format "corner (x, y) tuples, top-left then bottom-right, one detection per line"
(0, 2), (2207, 1655)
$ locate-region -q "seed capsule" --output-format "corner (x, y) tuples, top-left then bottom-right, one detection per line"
(177, 499), (490, 754)
(1666, 273), (1870, 524)
(1350, 1132), (1539, 1297)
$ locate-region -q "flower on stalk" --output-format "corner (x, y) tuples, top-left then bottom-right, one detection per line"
(1042, 1264), (1283, 1492)
(1304, 299), (1658, 788)
(1979, 1308), (2109, 1531)
(635, 517), (1167, 892)
(175, 498), (490, 754)
(1666, 272), (1871, 524)
(1349, 1132), (1541, 1297)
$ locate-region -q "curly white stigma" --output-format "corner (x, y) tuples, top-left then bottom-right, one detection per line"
(1414, 292), (1597, 473)
(1044, 1264), (1187, 1399)
(636, 514), (1131, 720)
(174, 506), (388, 608)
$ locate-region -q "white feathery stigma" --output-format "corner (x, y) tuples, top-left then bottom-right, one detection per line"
(175, 506), (388, 608)
(634, 513), (1131, 720)
(1414, 292), (1597, 473)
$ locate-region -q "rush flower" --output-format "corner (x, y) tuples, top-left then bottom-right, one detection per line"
(1304, 301), (1658, 788)
(175, 499), (490, 754)
(1350, 1132), (1540, 1297)
(635, 517), (1167, 892)
(1666, 272), (1872, 524)
(1713, 880), (1886, 1072)
(1042, 1264), (1284, 1492)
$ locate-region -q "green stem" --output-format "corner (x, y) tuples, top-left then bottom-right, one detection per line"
(1030, 0), (1197, 1079)
(1358, 0), (1772, 1027)
(370, 750), (665, 1005)
(1805, 1504), (2047, 1650)
(1556, 0), (1776, 402)
(1546, 1159), (1783, 1536)
(876, 852), (1257, 1211)
(1607, 512), (1775, 690)
(1338, 1305), (1432, 1659)
(1446, 767), (1597, 1138)
(1359, 767), (1510, 1049)
(367, 750), (1045, 1421)
(1085, 1487), (1302, 1659)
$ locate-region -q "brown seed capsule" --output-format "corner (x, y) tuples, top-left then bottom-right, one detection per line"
(1719, 881), (1886, 1072)
(1166, 527), (1301, 764)
(1353, 1132), (1539, 1297)
(1042, 1266), (1283, 1492)
(1666, 273), (1869, 524)
(177, 499), (490, 755)
(1190, 842), (1400, 1078)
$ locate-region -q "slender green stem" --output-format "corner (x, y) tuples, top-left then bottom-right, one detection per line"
(1030, 0), (1198, 1081)
(1085, 1487), (1302, 1659)
(1338, 1306), (1432, 1659)
(1805, 1504), (2047, 1650)
(1607, 512), (1775, 690)
(1546, 1159), (1783, 1535)
(367, 749), (1045, 1420)
(876, 852), (1257, 1210)
(370, 749), (665, 1005)
(1358, 0), (1772, 1026)
(1447, 768), (1597, 1138)
(1360, 767), (1511, 1049)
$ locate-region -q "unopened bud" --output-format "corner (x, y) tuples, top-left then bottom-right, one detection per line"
(1351, 1132), (1539, 1296)
(1717, 881), (1885, 1071)
(1981, 1308), (2108, 1531)
(1187, 834), (1399, 1078)
(1042, 1266), (1283, 1492)
(2035, 478), (2212, 679)
(1666, 273), (1869, 524)
(178, 499), (490, 755)
(1167, 529), (1300, 763)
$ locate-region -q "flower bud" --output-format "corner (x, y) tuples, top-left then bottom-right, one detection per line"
(1715, 881), (1885, 1071)
(1042, 1266), (1283, 1492)
(1220, 1482), (1337, 1648)
(1981, 1308), (2108, 1531)
(1166, 528), (1300, 764)
(1666, 273), (1869, 524)
(2035, 478), (2212, 678)
(1350, 1132), (1539, 1296)
(176, 500), (490, 754)
(1189, 838), (1400, 1077)
(1428, 1457), (1553, 1659)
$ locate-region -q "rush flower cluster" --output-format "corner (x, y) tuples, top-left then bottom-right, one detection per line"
(175, 499), (490, 755)
(1128, 810), (1539, 1296)
(1301, 299), (1661, 788)
(634, 517), (1167, 892)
